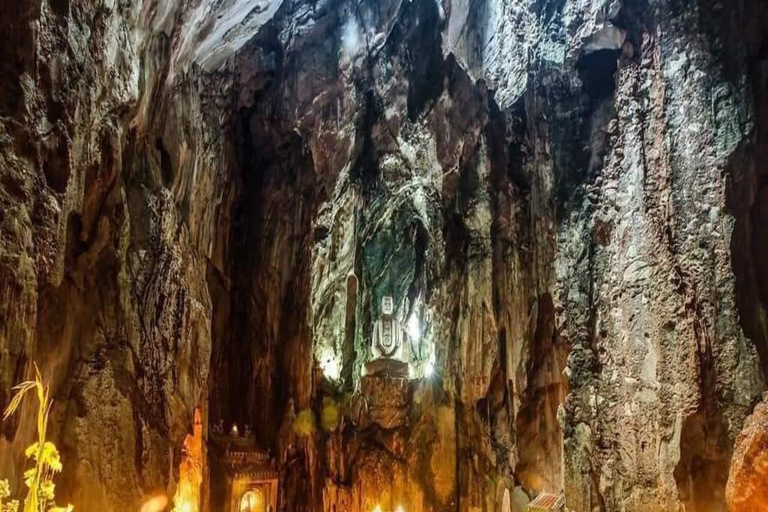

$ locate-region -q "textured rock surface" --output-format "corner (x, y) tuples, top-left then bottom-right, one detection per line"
(727, 396), (768, 512)
(0, 0), (767, 512)
(0, 0), (240, 509)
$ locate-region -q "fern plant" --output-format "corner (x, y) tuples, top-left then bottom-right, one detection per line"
(2, 364), (73, 512)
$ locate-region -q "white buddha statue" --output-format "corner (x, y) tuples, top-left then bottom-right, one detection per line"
(366, 295), (409, 378)
(372, 296), (404, 360)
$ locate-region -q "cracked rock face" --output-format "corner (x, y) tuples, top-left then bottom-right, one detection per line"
(0, 1), (767, 512)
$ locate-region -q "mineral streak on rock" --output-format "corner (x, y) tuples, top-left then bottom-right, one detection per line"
(0, 0), (766, 511)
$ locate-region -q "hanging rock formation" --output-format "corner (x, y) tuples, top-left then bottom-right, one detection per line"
(0, 1), (767, 512)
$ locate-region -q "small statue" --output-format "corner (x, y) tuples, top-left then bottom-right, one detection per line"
(366, 295), (409, 378)
(244, 424), (252, 438)
(372, 296), (405, 360)
(213, 419), (224, 434)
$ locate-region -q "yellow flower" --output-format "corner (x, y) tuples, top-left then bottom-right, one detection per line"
(2, 499), (20, 512)
(23, 468), (37, 489)
(0, 479), (10, 499)
(39, 481), (55, 501)
(2, 363), (72, 512)
(24, 443), (62, 473)
(24, 443), (39, 460)
(41, 443), (62, 473)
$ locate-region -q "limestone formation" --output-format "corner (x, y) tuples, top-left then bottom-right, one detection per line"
(0, 0), (766, 511)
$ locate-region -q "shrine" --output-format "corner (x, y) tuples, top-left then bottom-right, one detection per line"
(209, 423), (279, 512)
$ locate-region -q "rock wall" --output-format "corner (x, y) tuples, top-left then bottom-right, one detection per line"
(1, 1), (767, 512)
(0, 0), (246, 509)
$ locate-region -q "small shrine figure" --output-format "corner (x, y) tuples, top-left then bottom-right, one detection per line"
(372, 296), (403, 360)
(213, 419), (225, 434)
(365, 295), (409, 379)
(244, 425), (252, 438)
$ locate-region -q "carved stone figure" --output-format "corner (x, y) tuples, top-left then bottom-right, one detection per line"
(372, 296), (404, 360)
(365, 296), (409, 378)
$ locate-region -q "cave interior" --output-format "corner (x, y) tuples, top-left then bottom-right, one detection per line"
(1, 0), (768, 512)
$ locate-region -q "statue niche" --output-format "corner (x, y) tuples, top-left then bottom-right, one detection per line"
(365, 295), (409, 379)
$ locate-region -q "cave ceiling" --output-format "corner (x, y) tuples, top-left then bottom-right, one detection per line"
(0, 1), (768, 512)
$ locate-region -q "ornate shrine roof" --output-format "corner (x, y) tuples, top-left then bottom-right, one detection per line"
(527, 493), (565, 511)
(210, 432), (278, 481)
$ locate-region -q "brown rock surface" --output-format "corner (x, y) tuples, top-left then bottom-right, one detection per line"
(727, 398), (768, 512)
(360, 376), (409, 430)
(0, 0), (766, 511)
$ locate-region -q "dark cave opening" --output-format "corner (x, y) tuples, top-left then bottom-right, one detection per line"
(728, 4), (768, 381)
(577, 50), (620, 104)
(42, 131), (71, 194)
(552, 46), (620, 217)
(399, 0), (445, 121)
(155, 137), (174, 187)
(208, 106), (318, 451)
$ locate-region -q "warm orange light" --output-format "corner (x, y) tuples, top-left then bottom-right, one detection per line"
(172, 408), (204, 512)
(240, 489), (266, 512)
(373, 506), (382, 512)
(396, 507), (405, 512)
(140, 495), (169, 512)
